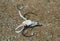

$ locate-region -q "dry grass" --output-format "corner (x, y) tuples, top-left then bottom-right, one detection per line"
(0, 0), (60, 41)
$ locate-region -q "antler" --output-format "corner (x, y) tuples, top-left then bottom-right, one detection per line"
(17, 5), (27, 20)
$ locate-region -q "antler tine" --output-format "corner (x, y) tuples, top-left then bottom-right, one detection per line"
(17, 3), (26, 10)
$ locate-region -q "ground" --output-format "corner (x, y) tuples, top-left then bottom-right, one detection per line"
(0, 0), (60, 41)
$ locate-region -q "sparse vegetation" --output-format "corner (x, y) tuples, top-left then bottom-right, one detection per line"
(0, 0), (60, 41)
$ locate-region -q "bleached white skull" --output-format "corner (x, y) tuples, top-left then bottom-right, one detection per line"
(15, 5), (43, 36)
(23, 20), (32, 26)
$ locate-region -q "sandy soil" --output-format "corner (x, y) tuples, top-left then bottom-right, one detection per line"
(0, 0), (60, 41)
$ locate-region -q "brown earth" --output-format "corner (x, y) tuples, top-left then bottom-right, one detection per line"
(0, 0), (60, 41)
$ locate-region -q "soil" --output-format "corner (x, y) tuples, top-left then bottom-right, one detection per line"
(0, 0), (60, 41)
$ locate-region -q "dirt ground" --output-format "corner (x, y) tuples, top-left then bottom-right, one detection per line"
(0, 0), (60, 41)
